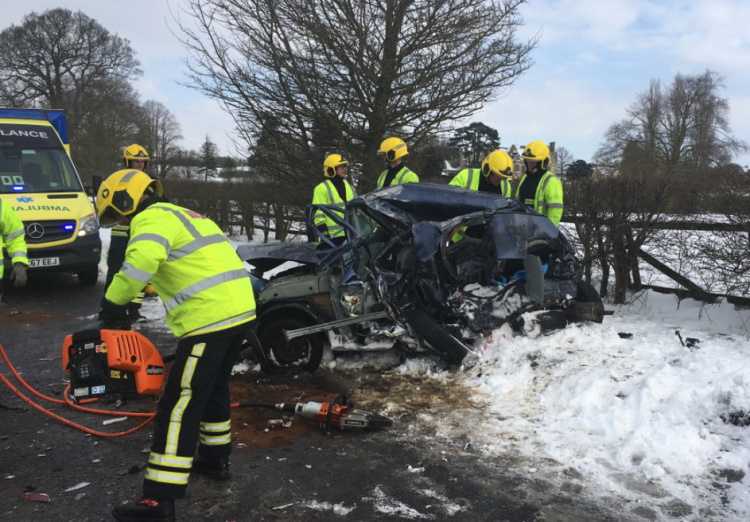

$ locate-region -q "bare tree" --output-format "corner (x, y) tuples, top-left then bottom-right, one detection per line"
(0, 8), (141, 142)
(555, 146), (573, 177)
(177, 0), (536, 191)
(137, 101), (184, 179)
(71, 78), (143, 182)
(694, 164), (750, 297)
(598, 71), (746, 184)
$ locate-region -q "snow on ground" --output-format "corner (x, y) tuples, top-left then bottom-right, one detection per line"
(454, 294), (750, 519)
(99, 228), (750, 519)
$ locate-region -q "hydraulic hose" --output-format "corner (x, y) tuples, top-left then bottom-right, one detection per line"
(0, 341), (155, 437)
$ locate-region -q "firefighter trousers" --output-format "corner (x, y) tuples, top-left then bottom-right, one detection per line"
(143, 322), (250, 499)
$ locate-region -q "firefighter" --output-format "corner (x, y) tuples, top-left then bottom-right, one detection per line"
(449, 149), (513, 197)
(448, 150), (514, 242)
(515, 140), (564, 227)
(376, 137), (419, 188)
(0, 199), (28, 302)
(106, 144), (152, 321)
(96, 170), (256, 522)
(312, 153), (357, 245)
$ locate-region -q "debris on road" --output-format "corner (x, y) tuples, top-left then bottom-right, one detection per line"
(128, 461), (147, 474)
(102, 416), (127, 425)
(64, 482), (89, 492)
(24, 493), (50, 503)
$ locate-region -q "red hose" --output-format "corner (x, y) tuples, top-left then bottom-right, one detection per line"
(0, 341), (155, 437)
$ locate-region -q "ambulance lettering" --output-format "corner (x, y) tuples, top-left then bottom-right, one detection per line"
(0, 129), (49, 139)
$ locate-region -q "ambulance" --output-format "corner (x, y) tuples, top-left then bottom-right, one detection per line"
(0, 108), (101, 285)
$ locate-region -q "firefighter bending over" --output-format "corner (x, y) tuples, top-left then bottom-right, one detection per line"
(449, 149), (514, 242)
(96, 170), (256, 522)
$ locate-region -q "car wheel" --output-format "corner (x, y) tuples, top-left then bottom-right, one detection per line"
(258, 317), (324, 374)
(576, 281), (604, 323)
(77, 268), (99, 285)
(512, 310), (569, 336)
(404, 309), (469, 365)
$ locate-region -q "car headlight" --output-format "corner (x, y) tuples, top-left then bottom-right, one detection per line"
(78, 213), (99, 237)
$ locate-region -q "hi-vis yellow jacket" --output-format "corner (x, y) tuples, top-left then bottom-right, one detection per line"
(1, 199), (29, 279)
(515, 171), (564, 227)
(449, 168), (512, 197)
(312, 179), (357, 239)
(376, 166), (419, 189)
(105, 202), (255, 338)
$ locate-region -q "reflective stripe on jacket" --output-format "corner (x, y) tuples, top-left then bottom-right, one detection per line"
(105, 202), (256, 338)
(448, 168), (512, 242)
(0, 199), (29, 278)
(377, 166), (419, 189)
(311, 180), (357, 238)
(515, 171), (564, 227)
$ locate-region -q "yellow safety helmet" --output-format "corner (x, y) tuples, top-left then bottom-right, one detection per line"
(521, 140), (550, 171)
(481, 150), (514, 179)
(323, 153), (349, 178)
(123, 144), (150, 169)
(377, 137), (408, 163)
(96, 169), (162, 228)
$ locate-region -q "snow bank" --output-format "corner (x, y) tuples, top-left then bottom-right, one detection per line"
(463, 292), (750, 518)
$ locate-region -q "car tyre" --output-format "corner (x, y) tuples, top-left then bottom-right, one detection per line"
(404, 309), (469, 365)
(576, 281), (604, 323)
(258, 317), (324, 374)
(77, 268), (99, 285)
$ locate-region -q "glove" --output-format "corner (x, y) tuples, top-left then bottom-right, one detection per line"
(98, 297), (132, 331)
(10, 263), (27, 288)
(315, 223), (328, 237)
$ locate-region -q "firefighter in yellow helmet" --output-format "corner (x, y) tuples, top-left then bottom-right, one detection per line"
(311, 153), (357, 246)
(376, 137), (419, 188)
(1, 199), (29, 302)
(106, 145), (152, 321)
(97, 170), (256, 522)
(515, 141), (564, 227)
(450, 150), (513, 196)
(449, 149), (514, 242)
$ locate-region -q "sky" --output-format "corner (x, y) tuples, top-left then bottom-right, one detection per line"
(5, 0), (750, 166)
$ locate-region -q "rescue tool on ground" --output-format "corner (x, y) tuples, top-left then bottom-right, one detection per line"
(0, 329), (393, 438)
(237, 394), (393, 432)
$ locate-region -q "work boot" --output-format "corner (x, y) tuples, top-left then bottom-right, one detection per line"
(112, 498), (175, 522)
(191, 455), (229, 481)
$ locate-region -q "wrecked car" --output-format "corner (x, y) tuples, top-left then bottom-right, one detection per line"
(237, 183), (603, 374)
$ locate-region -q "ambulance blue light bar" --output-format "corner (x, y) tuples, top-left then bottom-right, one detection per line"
(0, 108), (69, 145)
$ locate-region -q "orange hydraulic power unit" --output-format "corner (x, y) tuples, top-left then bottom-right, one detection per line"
(62, 329), (165, 401)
